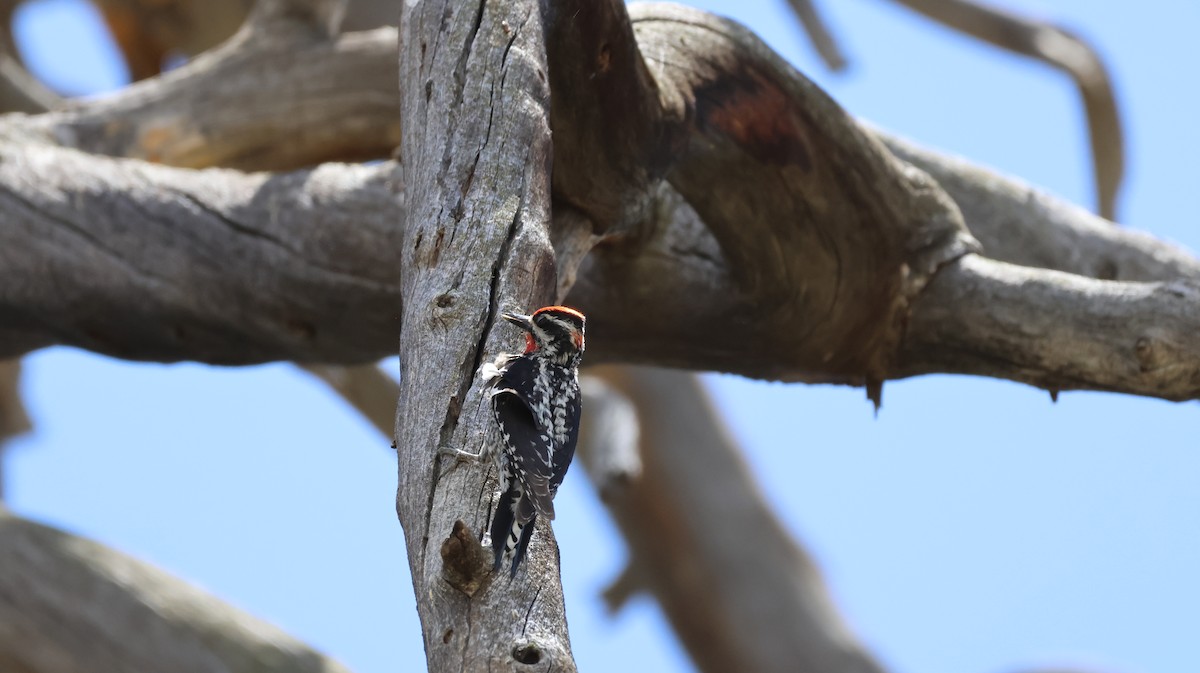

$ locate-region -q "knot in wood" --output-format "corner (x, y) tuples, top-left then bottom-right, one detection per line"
(1134, 334), (1162, 373)
(440, 519), (489, 596)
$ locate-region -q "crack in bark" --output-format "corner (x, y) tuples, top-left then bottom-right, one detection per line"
(1, 189), (171, 291)
(521, 584), (542, 637)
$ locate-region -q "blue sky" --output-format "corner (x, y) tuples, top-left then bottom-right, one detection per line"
(8, 1), (1200, 672)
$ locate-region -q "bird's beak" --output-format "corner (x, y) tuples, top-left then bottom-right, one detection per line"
(501, 312), (534, 332)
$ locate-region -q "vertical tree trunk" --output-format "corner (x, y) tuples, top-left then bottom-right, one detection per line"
(395, 0), (579, 670)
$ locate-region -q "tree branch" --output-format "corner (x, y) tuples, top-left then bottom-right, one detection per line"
(4, 126), (1198, 402)
(0, 510), (352, 673)
(27, 18), (398, 169)
(299, 363), (398, 438)
(899, 254), (1200, 400)
(878, 131), (1200, 281)
(578, 367), (888, 673)
(544, 0), (677, 233)
(884, 0), (1124, 220)
(394, 0), (580, 669)
(629, 2), (978, 404)
(784, 0), (847, 71)
(0, 359), (28, 499)
(0, 137), (403, 363)
(1, 6), (1194, 403)
(0, 52), (60, 113)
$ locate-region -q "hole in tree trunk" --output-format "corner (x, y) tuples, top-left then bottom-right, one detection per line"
(512, 643), (542, 664)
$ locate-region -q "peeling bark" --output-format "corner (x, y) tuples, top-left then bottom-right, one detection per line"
(0, 139), (403, 363)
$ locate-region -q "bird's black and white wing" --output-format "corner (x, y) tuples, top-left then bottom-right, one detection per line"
(489, 357), (559, 520)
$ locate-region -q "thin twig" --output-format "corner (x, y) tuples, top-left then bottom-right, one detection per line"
(884, 0), (1124, 220)
(784, 0), (847, 71)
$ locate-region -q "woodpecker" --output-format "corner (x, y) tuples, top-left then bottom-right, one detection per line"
(476, 305), (585, 577)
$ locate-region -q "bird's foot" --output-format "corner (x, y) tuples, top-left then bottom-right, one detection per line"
(438, 442), (489, 468)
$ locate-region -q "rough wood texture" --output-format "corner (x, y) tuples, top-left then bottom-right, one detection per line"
(879, 131), (1200, 281)
(901, 254), (1200, 399)
(1, 1), (1196, 670)
(545, 0), (673, 232)
(579, 367), (888, 673)
(628, 4), (978, 400)
(3, 129), (1199, 400)
(394, 0), (577, 670)
(0, 510), (351, 673)
(0, 138), (403, 363)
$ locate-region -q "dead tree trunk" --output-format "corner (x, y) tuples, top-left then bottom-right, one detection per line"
(0, 1), (1197, 672)
(392, 0), (577, 670)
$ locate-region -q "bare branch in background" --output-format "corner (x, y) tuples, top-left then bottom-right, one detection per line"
(300, 363), (398, 438)
(784, 0), (847, 71)
(879, 131), (1200, 281)
(89, 0), (396, 81)
(0, 510), (353, 673)
(579, 367), (889, 673)
(884, 0), (1124, 220)
(0, 359), (28, 499)
(27, 14), (399, 169)
(0, 52), (60, 112)
(0, 360), (27, 443)
(91, 0), (252, 80)
(0, 0), (60, 113)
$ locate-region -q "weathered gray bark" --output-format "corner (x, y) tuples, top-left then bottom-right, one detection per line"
(901, 254), (1200, 399)
(878, 132), (1200, 281)
(393, 0), (577, 670)
(0, 139), (402, 364)
(4, 7), (1185, 397)
(2, 134), (1197, 397)
(0, 510), (351, 673)
(1, 1), (1197, 671)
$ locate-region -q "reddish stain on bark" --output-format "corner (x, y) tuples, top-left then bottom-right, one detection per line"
(696, 71), (813, 171)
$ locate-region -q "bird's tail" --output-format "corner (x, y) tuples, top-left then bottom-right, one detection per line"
(491, 485), (537, 577)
